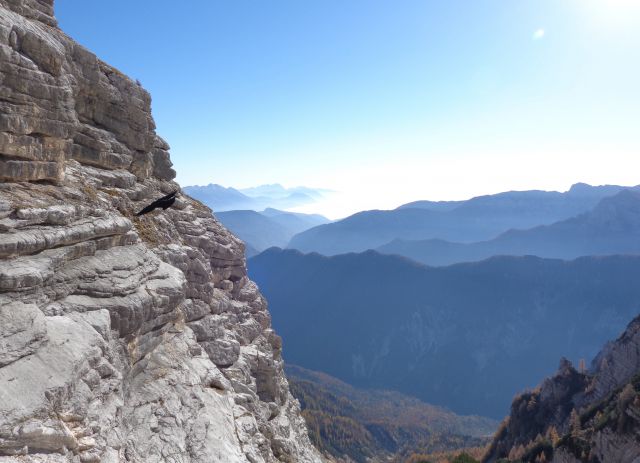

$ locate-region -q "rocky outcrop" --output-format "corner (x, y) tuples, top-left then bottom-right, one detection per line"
(0, 1), (321, 462)
(483, 315), (640, 463)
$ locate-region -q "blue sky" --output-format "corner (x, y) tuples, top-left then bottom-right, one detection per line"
(57, 0), (640, 218)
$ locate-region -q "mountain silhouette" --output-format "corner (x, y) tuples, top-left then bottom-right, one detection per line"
(378, 189), (640, 265)
(248, 248), (640, 419)
(184, 183), (328, 212)
(288, 183), (639, 255)
(216, 209), (329, 255)
(183, 184), (256, 211)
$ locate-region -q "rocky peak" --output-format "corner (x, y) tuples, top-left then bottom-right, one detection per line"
(0, 2), (320, 462)
(0, 0), (56, 26)
(484, 315), (640, 463)
(587, 190), (640, 230)
(0, 0), (174, 184)
(584, 315), (640, 405)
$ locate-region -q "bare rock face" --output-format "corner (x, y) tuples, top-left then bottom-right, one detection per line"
(483, 315), (640, 463)
(0, 2), (321, 462)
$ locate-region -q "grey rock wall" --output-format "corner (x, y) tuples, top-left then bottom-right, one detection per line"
(0, 2), (321, 462)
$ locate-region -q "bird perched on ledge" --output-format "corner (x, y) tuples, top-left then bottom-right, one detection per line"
(136, 190), (178, 216)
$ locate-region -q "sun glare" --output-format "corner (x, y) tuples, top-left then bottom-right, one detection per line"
(585, 0), (640, 17)
(574, 0), (640, 34)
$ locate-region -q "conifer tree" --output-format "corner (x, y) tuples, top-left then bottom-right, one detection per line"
(617, 383), (636, 431)
(508, 444), (525, 460)
(570, 408), (581, 437)
(546, 426), (560, 447)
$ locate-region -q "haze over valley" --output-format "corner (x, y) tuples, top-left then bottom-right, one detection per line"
(188, 180), (640, 418)
(186, 177), (640, 460)
(3, 1), (640, 462)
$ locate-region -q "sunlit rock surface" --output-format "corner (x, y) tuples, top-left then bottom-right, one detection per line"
(0, 1), (320, 461)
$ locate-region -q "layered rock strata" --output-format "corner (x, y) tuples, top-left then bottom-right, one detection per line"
(0, 1), (321, 462)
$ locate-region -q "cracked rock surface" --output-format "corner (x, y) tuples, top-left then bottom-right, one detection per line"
(0, 1), (321, 461)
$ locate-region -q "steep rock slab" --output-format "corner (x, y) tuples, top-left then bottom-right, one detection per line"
(0, 1), (320, 462)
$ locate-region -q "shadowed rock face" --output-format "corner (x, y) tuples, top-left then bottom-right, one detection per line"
(0, 2), (320, 462)
(484, 316), (640, 463)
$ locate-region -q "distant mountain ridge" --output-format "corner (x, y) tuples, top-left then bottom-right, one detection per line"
(184, 183), (328, 211)
(248, 248), (640, 419)
(378, 189), (640, 266)
(397, 183), (632, 212)
(183, 183), (254, 211)
(239, 184), (329, 201)
(215, 208), (330, 256)
(288, 183), (640, 255)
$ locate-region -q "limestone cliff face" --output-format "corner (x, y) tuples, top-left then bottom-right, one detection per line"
(483, 315), (640, 463)
(0, 2), (321, 462)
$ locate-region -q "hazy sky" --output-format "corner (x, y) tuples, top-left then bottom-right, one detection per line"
(57, 0), (640, 218)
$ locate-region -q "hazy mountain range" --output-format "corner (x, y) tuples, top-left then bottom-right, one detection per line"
(183, 183), (329, 211)
(215, 208), (330, 256)
(378, 189), (640, 266)
(248, 248), (640, 419)
(288, 183), (640, 255)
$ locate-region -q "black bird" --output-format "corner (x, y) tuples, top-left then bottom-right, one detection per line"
(136, 190), (178, 216)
